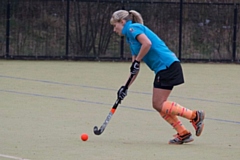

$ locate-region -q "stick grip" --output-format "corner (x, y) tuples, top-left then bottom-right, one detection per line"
(123, 74), (134, 91)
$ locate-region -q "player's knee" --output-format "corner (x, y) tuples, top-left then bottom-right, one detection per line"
(152, 100), (163, 112)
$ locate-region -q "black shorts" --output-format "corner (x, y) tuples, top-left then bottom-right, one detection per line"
(153, 61), (184, 90)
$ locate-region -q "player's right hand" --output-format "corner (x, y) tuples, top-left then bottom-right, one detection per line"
(117, 86), (128, 100)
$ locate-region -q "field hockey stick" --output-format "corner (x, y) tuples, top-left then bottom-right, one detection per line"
(93, 74), (134, 135)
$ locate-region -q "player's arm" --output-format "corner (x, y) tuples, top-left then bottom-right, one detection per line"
(128, 34), (152, 86)
(135, 34), (152, 62)
(117, 34), (152, 101)
(130, 34), (152, 79)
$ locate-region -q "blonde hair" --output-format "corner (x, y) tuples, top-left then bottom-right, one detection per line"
(110, 10), (144, 25)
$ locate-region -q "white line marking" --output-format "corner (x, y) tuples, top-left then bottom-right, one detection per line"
(0, 154), (30, 160)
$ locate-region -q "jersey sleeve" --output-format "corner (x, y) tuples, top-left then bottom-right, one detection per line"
(127, 25), (144, 39)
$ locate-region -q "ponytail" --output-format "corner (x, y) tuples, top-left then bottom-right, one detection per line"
(110, 10), (144, 25)
(129, 10), (144, 24)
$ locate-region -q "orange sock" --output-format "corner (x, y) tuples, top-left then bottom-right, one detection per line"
(160, 112), (188, 135)
(161, 101), (196, 120)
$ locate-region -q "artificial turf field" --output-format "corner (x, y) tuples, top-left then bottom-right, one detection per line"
(0, 60), (239, 160)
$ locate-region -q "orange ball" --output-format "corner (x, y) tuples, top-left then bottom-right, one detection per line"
(81, 133), (88, 141)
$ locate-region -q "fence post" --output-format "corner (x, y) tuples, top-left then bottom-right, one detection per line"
(65, 0), (70, 58)
(232, 3), (238, 62)
(178, 0), (183, 60)
(6, 0), (10, 58)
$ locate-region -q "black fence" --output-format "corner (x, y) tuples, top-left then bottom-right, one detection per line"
(0, 0), (239, 62)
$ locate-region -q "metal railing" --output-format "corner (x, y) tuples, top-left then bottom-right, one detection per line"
(0, 0), (239, 62)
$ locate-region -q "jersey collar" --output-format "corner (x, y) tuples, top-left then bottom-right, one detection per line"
(121, 20), (132, 36)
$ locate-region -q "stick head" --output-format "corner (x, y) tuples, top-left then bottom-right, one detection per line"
(93, 126), (102, 135)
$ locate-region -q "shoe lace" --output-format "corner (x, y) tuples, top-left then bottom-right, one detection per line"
(173, 132), (191, 140)
(190, 120), (197, 130)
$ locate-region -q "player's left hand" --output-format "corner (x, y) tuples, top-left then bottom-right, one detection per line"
(130, 60), (140, 75)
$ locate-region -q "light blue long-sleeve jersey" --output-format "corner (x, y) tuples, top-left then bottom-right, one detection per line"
(122, 21), (179, 74)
